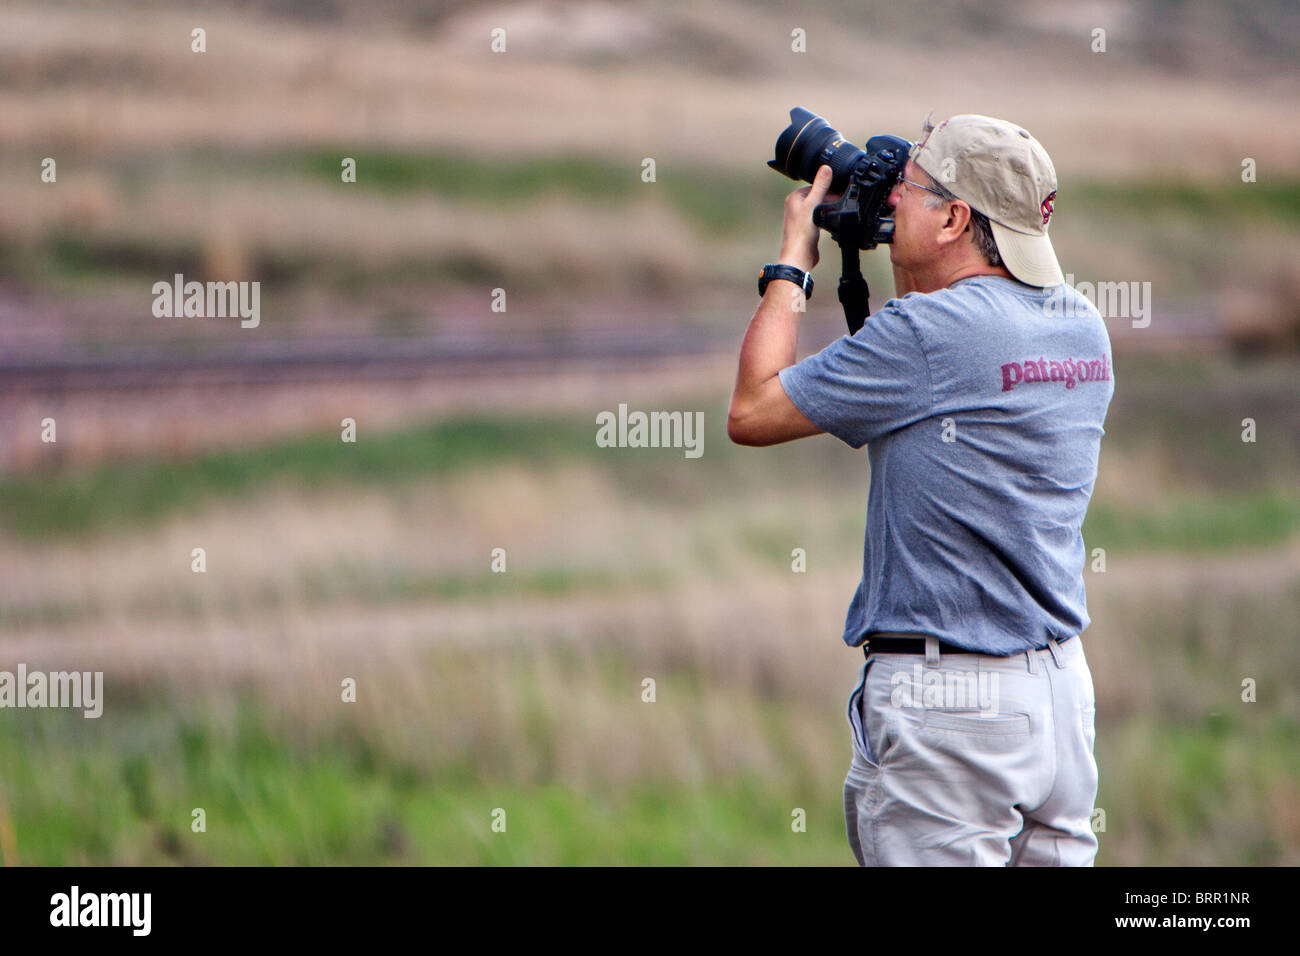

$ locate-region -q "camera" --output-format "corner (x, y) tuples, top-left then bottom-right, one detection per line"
(767, 107), (911, 333)
(768, 107), (911, 251)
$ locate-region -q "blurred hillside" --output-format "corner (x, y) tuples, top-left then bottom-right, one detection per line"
(2, 0), (1298, 366)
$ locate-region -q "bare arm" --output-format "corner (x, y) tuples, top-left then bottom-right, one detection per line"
(727, 281), (824, 445)
(727, 165), (834, 446)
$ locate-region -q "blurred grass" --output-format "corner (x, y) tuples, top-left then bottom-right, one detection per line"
(1083, 489), (1300, 553)
(1, 353), (1297, 865)
(0, 696), (849, 866)
(285, 149), (1300, 231)
(3, 355), (1298, 552)
(291, 150), (773, 238)
(0, 418), (597, 538)
(0, 564), (660, 630)
(9, 147), (1299, 297)
(1, 672), (1294, 864)
(1072, 178), (1300, 225)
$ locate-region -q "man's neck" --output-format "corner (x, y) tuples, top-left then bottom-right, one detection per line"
(911, 262), (1017, 295)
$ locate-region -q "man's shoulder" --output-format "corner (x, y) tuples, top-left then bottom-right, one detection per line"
(886, 276), (1103, 330)
(893, 274), (1044, 308)
(876, 277), (1022, 344)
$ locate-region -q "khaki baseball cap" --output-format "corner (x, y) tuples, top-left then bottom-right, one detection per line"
(910, 113), (1064, 287)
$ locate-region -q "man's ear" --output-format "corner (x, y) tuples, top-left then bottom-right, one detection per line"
(936, 200), (973, 248)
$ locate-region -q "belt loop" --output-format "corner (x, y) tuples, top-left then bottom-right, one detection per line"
(1047, 637), (1065, 669)
(925, 636), (940, 666)
(1024, 646), (1036, 675)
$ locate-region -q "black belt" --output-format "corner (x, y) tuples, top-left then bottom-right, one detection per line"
(862, 634), (1075, 657)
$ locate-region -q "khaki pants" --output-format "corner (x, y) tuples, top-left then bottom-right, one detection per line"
(844, 635), (1099, 866)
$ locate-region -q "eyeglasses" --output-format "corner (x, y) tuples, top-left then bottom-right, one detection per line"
(899, 178), (949, 200)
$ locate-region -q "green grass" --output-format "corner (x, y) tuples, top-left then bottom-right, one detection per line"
(1097, 712), (1300, 865)
(265, 150), (1300, 252)
(1071, 178), (1300, 226)
(10, 146), (1299, 291)
(52, 145), (1300, 253)
(1103, 372), (1300, 492)
(0, 417), (599, 538)
(0, 401), (814, 539)
(0, 564), (673, 630)
(0, 702), (849, 865)
(5, 397), (1298, 552)
(81, 147), (787, 239)
(282, 149), (1300, 231)
(2, 687), (1295, 865)
(1083, 487), (1300, 553)
(288, 149), (784, 238)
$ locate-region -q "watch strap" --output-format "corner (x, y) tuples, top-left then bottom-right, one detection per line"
(758, 264), (813, 299)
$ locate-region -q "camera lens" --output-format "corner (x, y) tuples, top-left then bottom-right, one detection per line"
(768, 107), (865, 194)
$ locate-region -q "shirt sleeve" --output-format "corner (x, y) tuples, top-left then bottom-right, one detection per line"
(777, 303), (934, 449)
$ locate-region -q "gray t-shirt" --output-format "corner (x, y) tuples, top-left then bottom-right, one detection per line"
(778, 275), (1114, 654)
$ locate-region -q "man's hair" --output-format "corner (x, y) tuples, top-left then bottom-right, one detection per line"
(921, 173), (1003, 268)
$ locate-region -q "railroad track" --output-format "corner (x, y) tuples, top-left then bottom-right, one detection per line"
(0, 311), (1227, 393)
(0, 328), (745, 392)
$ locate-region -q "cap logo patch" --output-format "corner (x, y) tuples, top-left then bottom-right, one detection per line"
(1041, 190), (1057, 224)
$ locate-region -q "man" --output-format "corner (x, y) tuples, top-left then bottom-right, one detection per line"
(728, 114), (1113, 866)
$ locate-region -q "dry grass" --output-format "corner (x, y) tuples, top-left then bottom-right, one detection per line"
(2, 3), (1296, 177)
(0, 387), (1296, 862)
(2, 444), (1296, 795)
(0, 355), (738, 471)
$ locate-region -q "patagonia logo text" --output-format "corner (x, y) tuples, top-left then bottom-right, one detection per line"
(1000, 354), (1111, 392)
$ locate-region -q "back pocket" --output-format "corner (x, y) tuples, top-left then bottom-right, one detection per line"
(920, 711), (1031, 736)
(911, 710), (1033, 756)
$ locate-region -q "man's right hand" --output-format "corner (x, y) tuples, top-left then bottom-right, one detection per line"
(778, 164), (836, 272)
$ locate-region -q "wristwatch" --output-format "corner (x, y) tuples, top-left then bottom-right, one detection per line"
(758, 264), (813, 299)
